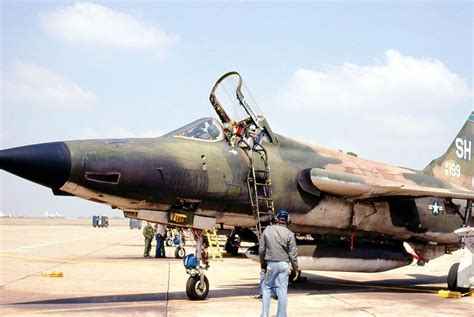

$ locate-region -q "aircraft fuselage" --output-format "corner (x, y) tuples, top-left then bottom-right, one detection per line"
(49, 132), (465, 250)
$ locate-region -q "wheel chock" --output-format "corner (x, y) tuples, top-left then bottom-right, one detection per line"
(438, 290), (461, 298)
(41, 271), (64, 278)
(438, 290), (474, 298)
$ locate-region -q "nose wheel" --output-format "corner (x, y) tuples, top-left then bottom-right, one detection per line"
(186, 274), (210, 300)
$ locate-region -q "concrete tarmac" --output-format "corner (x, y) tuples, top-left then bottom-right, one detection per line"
(0, 219), (472, 316)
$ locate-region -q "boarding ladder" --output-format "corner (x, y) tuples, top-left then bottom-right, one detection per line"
(205, 228), (223, 261)
(240, 140), (275, 239)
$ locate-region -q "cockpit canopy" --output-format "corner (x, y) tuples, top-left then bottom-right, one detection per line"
(166, 117), (224, 141)
(209, 71), (276, 144)
(165, 72), (276, 145)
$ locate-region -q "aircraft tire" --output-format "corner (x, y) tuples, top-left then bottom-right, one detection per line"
(447, 262), (469, 293)
(186, 275), (209, 300)
(175, 247), (186, 259)
(166, 239), (172, 247)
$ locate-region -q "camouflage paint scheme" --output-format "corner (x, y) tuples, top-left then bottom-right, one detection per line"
(57, 111), (473, 260)
(0, 72), (472, 274)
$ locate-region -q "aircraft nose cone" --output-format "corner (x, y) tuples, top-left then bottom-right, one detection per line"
(0, 142), (71, 189)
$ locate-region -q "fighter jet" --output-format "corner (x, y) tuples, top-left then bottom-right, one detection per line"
(1, 71), (473, 300)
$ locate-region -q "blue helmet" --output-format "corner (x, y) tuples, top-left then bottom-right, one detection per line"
(276, 209), (289, 222)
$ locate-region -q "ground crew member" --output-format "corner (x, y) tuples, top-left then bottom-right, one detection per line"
(143, 222), (155, 258)
(260, 209), (298, 317)
(155, 224), (166, 258)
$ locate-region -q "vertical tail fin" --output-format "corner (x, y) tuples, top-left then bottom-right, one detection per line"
(424, 111), (474, 191)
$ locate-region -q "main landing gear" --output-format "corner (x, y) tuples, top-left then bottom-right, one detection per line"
(224, 229), (241, 256)
(166, 227), (187, 259)
(175, 246), (186, 259)
(183, 228), (210, 300)
(447, 200), (473, 293)
(447, 226), (473, 293)
(447, 262), (469, 293)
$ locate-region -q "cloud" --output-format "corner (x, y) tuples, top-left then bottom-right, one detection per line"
(40, 2), (177, 56)
(280, 50), (471, 114)
(274, 50), (472, 168)
(2, 61), (97, 108)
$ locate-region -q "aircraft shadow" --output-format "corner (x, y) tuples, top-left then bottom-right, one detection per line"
(219, 273), (446, 296)
(11, 273), (446, 306)
(287, 272), (446, 295)
(14, 293), (169, 305)
(12, 288), (258, 306)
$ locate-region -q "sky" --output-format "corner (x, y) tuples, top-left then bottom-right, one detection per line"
(1, 1), (472, 218)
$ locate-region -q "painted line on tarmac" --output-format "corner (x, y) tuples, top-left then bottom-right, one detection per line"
(0, 229), (131, 253)
(0, 254), (258, 277)
(0, 252), (261, 278)
(4, 302), (162, 315)
(0, 253), (164, 270)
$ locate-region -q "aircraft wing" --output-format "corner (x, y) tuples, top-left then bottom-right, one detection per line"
(307, 168), (474, 200)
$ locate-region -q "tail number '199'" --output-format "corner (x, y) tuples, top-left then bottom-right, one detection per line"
(445, 162), (461, 178)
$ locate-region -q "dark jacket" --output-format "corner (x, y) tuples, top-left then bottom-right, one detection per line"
(259, 223), (298, 271)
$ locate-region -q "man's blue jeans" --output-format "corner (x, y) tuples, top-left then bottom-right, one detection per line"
(261, 261), (289, 317)
(155, 234), (164, 257)
(260, 271), (278, 297)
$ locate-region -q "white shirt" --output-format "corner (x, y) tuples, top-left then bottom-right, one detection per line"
(156, 224), (166, 236)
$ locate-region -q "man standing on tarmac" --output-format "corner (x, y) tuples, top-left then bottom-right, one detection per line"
(260, 209), (298, 317)
(143, 222), (155, 258)
(155, 223), (167, 258)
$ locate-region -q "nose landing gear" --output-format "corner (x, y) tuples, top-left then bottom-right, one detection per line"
(183, 228), (211, 300)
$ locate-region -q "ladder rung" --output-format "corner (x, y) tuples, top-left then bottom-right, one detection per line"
(254, 169), (269, 173)
(248, 179), (271, 185)
(255, 210), (273, 214)
(257, 197), (273, 201)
